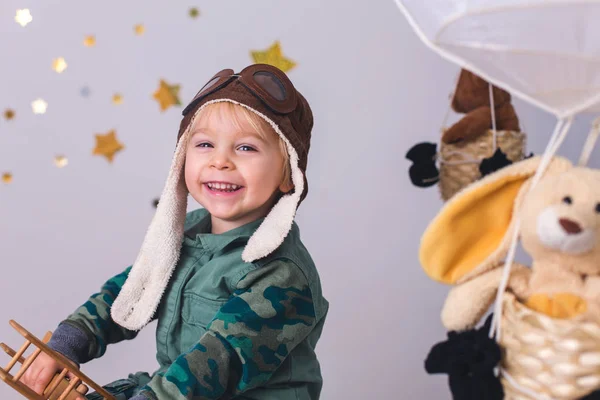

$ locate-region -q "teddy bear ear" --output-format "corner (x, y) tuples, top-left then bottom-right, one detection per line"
(419, 155), (572, 285)
(450, 69), (468, 112)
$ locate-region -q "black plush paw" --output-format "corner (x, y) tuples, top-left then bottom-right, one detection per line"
(479, 148), (512, 178)
(425, 314), (503, 400)
(406, 142), (439, 187)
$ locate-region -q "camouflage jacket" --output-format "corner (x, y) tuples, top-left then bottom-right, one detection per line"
(54, 208), (328, 400)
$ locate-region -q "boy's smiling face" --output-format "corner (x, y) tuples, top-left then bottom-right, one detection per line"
(184, 102), (293, 234)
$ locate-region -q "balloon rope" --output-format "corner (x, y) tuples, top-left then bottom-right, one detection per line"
(578, 116), (600, 166)
(489, 116), (573, 340)
(489, 117), (573, 400)
(489, 83), (497, 152)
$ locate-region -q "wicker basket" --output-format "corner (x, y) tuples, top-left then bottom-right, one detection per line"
(499, 292), (600, 399)
(438, 129), (526, 201)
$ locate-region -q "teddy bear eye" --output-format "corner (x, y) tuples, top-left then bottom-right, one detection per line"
(562, 196), (573, 205)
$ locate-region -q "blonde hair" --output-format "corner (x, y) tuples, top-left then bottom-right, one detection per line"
(195, 102), (292, 191)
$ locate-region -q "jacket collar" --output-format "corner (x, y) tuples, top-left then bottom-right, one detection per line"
(183, 208), (266, 254)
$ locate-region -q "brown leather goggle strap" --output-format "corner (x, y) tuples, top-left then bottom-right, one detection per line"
(183, 64), (298, 116)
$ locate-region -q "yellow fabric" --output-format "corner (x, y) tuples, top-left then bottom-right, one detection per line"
(419, 172), (527, 284)
(525, 293), (587, 319)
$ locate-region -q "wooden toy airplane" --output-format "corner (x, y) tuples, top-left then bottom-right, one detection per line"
(0, 320), (115, 400)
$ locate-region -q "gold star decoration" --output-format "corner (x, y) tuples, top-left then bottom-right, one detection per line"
(15, 9), (32, 27)
(112, 93), (124, 105)
(54, 155), (68, 168)
(31, 98), (48, 114)
(2, 173), (13, 184)
(4, 109), (15, 120)
(134, 24), (145, 36)
(250, 40), (296, 73)
(84, 35), (96, 47)
(92, 130), (124, 163)
(189, 8), (200, 18)
(152, 79), (181, 112)
(52, 57), (68, 73)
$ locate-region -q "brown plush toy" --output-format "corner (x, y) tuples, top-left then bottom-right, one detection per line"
(406, 68), (527, 202)
(420, 155), (600, 399)
(443, 69), (521, 144)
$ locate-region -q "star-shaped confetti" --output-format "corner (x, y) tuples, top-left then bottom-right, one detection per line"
(52, 57), (68, 73)
(31, 99), (48, 114)
(112, 93), (124, 105)
(134, 24), (145, 36)
(84, 35), (96, 47)
(54, 155), (68, 168)
(2, 173), (13, 184)
(80, 86), (91, 97)
(152, 79), (181, 112)
(93, 130), (124, 163)
(15, 9), (32, 27)
(4, 109), (15, 120)
(189, 8), (200, 18)
(250, 41), (296, 72)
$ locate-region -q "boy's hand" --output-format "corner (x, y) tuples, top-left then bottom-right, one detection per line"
(18, 351), (85, 400)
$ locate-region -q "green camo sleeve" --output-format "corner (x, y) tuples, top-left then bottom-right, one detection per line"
(60, 266), (146, 361)
(138, 259), (316, 400)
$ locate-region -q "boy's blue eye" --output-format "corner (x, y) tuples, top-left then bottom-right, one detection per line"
(238, 145), (256, 152)
(195, 142), (212, 148)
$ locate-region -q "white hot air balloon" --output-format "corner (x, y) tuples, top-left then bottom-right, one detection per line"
(394, 0), (600, 118)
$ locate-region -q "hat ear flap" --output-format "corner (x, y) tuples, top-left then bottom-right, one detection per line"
(419, 155), (572, 285)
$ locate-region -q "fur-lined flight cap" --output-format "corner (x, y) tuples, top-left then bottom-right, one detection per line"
(111, 64), (314, 331)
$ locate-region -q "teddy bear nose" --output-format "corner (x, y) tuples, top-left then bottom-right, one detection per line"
(559, 218), (582, 234)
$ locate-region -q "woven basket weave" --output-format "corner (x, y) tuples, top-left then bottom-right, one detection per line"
(499, 292), (600, 399)
(438, 129), (526, 201)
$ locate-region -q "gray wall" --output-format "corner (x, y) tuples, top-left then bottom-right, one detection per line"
(1, 0), (598, 398)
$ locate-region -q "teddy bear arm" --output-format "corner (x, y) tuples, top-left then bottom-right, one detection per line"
(507, 262), (532, 300)
(441, 264), (532, 331)
(583, 276), (600, 301)
(442, 106), (492, 144)
(441, 268), (504, 331)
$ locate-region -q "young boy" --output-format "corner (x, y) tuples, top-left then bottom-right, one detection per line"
(20, 64), (328, 400)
